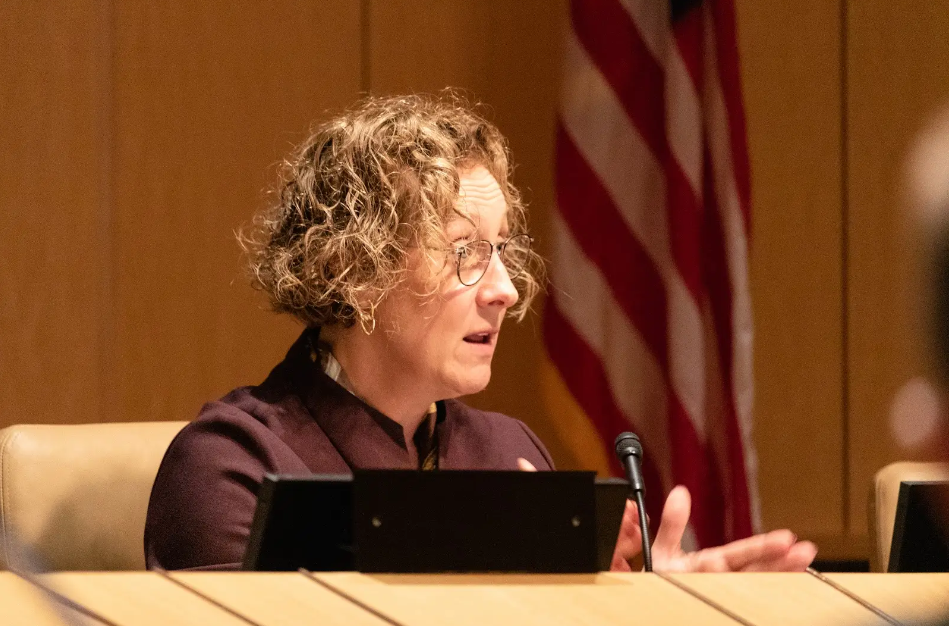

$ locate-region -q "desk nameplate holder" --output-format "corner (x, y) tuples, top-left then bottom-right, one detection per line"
(244, 471), (628, 574)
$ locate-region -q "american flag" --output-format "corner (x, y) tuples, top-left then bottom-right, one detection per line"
(542, 0), (759, 547)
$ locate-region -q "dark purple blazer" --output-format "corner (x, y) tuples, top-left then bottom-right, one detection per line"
(144, 330), (555, 570)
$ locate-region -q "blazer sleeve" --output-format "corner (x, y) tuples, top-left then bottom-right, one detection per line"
(144, 404), (309, 570)
(515, 419), (557, 471)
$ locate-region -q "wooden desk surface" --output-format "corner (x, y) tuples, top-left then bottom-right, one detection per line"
(0, 572), (93, 626)
(171, 572), (391, 626)
(827, 573), (949, 624)
(1, 571), (945, 626)
(40, 572), (250, 626)
(664, 572), (893, 626)
(314, 572), (736, 626)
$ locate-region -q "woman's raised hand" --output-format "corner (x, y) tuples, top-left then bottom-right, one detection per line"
(609, 485), (818, 572)
(515, 459), (818, 573)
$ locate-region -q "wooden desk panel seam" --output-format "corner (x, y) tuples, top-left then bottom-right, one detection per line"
(805, 568), (904, 625)
(301, 569), (409, 626)
(157, 568), (265, 626)
(654, 571), (757, 626)
(11, 568), (119, 626)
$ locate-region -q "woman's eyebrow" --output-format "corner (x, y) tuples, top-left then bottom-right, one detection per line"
(446, 225), (475, 240)
(446, 215), (478, 231)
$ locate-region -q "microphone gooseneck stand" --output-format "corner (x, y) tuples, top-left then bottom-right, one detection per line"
(633, 488), (652, 572)
(614, 432), (652, 572)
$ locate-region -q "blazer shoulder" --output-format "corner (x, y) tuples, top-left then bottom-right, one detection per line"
(443, 400), (556, 470)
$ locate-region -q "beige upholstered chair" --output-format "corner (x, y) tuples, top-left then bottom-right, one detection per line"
(0, 421), (187, 571)
(870, 461), (949, 572)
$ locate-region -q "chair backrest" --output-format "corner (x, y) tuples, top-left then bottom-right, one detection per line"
(0, 421), (187, 571)
(870, 461), (949, 572)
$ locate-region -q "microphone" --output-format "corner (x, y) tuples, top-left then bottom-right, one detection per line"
(614, 432), (652, 572)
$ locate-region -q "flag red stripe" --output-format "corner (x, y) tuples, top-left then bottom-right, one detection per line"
(708, 0), (752, 232)
(570, 0), (667, 161)
(549, 0), (758, 547)
(668, 395), (726, 547)
(557, 125), (725, 544)
(665, 160), (704, 299)
(702, 147), (753, 538)
(672, 6), (705, 90)
(572, 0), (707, 304)
(666, 8), (706, 300)
(556, 124), (669, 368)
(544, 302), (667, 523)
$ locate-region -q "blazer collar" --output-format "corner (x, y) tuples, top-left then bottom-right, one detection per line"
(284, 328), (451, 471)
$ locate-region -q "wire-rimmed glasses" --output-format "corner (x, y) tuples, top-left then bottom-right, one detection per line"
(450, 233), (533, 286)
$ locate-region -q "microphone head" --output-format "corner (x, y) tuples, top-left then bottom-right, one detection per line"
(614, 431), (643, 459)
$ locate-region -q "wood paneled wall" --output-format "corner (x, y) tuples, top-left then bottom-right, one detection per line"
(2, 1), (361, 430)
(847, 3), (949, 538)
(3, 0), (947, 560)
(107, 2), (362, 424)
(736, 0), (846, 548)
(1, 0), (111, 433)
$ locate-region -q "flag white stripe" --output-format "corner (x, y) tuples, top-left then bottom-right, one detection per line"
(665, 45), (709, 440)
(550, 213), (673, 488)
(622, 0), (706, 200)
(700, 299), (734, 534)
(552, 0), (758, 544)
(561, 30), (708, 438)
(561, 30), (670, 269)
(702, 6), (761, 530)
(666, 48), (705, 198)
(618, 0), (670, 63)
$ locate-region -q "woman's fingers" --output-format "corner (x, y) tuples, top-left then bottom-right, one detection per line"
(620, 498), (641, 527)
(689, 532), (783, 572)
(737, 539), (818, 572)
(690, 530), (818, 572)
(651, 485), (691, 559)
(509, 469), (816, 573)
(722, 529), (795, 569)
(610, 500), (644, 569)
(610, 553), (633, 571)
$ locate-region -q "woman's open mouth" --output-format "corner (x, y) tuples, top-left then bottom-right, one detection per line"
(463, 332), (492, 344)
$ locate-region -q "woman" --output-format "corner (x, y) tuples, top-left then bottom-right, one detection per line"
(145, 93), (816, 572)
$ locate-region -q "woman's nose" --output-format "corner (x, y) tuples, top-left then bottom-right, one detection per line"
(477, 254), (519, 308)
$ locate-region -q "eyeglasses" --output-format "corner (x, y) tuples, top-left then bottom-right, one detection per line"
(450, 233), (533, 286)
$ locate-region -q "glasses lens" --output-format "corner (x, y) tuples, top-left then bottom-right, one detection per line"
(457, 240), (492, 286)
(500, 234), (532, 279)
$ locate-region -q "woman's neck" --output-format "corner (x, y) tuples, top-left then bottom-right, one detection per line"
(321, 325), (433, 443)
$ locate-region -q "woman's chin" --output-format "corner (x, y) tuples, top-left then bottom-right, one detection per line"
(445, 369), (492, 398)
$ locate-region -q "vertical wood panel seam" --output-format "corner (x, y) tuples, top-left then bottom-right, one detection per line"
(840, 0), (851, 537)
(97, 0), (116, 424)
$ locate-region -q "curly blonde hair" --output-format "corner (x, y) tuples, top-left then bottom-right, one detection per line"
(241, 92), (543, 331)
